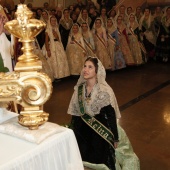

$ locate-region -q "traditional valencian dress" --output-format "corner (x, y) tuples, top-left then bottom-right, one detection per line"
(155, 7), (170, 62)
(117, 21), (135, 66)
(92, 18), (111, 69)
(80, 23), (96, 58)
(127, 14), (144, 65)
(66, 24), (87, 75)
(77, 11), (92, 27)
(106, 18), (126, 70)
(45, 17), (70, 79)
(68, 57), (140, 170)
(139, 11), (156, 59)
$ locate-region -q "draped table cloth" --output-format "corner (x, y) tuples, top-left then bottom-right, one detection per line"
(0, 125), (84, 170)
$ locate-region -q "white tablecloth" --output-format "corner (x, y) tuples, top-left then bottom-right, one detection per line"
(0, 126), (84, 170)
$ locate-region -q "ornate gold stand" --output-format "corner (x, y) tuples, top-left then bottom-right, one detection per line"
(0, 4), (52, 129)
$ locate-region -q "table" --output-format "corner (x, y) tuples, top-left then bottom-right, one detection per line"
(0, 124), (84, 170)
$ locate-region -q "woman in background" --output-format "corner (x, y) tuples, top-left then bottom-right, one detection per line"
(59, 8), (73, 50)
(92, 18), (111, 69)
(66, 23), (86, 75)
(117, 15), (135, 66)
(45, 16), (70, 79)
(127, 13), (144, 65)
(77, 8), (92, 27)
(80, 22), (96, 57)
(106, 17), (126, 70)
(139, 8), (156, 59)
(155, 6), (170, 62)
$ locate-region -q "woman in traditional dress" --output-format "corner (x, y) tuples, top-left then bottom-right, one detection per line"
(59, 8), (73, 50)
(106, 17), (126, 70)
(115, 5), (128, 25)
(108, 8), (117, 21)
(40, 9), (50, 24)
(68, 56), (140, 170)
(44, 16), (70, 79)
(80, 22), (96, 57)
(153, 6), (163, 36)
(155, 6), (170, 62)
(127, 13), (144, 65)
(116, 15), (135, 66)
(139, 8), (156, 59)
(135, 6), (143, 23)
(66, 23), (86, 75)
(77, 8), (92, 27)
(92, 18), (111, 69)
(99, 7), (108, 27)
(37, 10), (50, 49)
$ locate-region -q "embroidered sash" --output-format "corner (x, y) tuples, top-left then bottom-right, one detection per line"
(108, 33), (116, 44)
(72, 36), (87, 54)
(129, 27), (147, 54)
(95, 33), (107, 49)
(78, 84), (115, 148)
(83, 38), (96, 57)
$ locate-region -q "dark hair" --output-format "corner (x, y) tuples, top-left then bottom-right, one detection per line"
(85, 57), (98, 73)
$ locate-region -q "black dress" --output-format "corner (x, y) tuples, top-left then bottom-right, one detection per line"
(59, 19), (73, 50)
(71, 104), (118, 170)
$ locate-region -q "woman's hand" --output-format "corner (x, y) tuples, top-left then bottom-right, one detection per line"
(114, 142), (118, 149)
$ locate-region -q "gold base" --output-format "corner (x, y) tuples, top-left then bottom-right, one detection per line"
(14, 61), (42, 71)
(18, 112), (49, 130)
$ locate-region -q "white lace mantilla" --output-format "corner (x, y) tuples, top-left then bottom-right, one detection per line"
(68, 83), (121, 118)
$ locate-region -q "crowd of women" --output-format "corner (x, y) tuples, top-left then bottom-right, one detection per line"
(0, 0), (170, 82)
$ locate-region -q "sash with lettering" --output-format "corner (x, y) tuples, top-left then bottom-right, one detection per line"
(78, 84), (115, 148)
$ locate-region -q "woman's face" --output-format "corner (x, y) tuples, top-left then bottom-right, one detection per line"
(75, 7), (80, 15)
(117, 16), (122, 24)
(155, 7), (161, 14)
(136, 7), (141, 14)
(72, 25), (79, 34)
(95, 19), (101, 28)
(120, 6), (125, 14)
(64, 10), (69, 18)
(81, 23), (88, 32)
(101, 8), (106, 15)
(37, 9), (42, 16)
(129, 14), (135, 22)
(144, 9), (150, 16)
(107, 19), (113, 27)
(110, 10), (116, 17)
(50, 17), (57, 26)
(42, 11), (48, 20)
(83, 61), (97, 80)
(166, 8), (170, 15)
(82, 10), (88, 18)
(127, 7), (132, 15)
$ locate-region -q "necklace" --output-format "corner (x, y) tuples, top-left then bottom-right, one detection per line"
(85, 84), (96, 104)
(85, 88), (92, 103)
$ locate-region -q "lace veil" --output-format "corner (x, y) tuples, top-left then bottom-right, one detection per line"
(68, 56), (121, 119)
